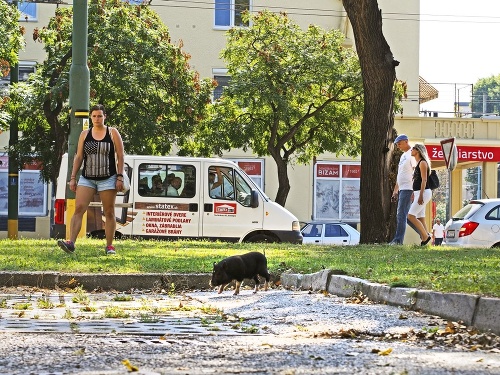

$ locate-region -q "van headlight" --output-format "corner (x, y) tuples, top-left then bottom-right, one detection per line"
(292, 221), (300, 231)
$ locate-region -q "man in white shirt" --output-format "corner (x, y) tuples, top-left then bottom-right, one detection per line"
(167, 177), (182, 196)
(389, 134), (418, 245)
(432, 218), (445, 245)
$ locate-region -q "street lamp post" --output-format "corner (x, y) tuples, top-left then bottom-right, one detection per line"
(65, 0), (90, 239)
(8, 0), (19, 239)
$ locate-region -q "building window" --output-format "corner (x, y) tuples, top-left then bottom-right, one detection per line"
(213, 75), (230, 100)
(214, 0), (250, 28)
(0, 62), (36, 88)
(18, 1), (37, 21)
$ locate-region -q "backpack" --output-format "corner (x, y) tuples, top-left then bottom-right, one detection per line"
(428, 170), (440, 190)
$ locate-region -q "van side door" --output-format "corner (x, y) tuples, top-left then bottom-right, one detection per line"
(125, 160), (201, 239)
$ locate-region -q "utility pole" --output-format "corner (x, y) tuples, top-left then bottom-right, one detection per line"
(66, 0), (90, 239)
(8, 0), (19, 239)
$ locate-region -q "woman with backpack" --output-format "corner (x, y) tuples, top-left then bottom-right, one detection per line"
(408, 143), (433, 246)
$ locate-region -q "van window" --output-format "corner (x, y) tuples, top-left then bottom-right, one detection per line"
(138, 163), (196, 198)
(209, 166), (235, 199)
(208, 166), (253, 207)
(234, 170), (253, 206)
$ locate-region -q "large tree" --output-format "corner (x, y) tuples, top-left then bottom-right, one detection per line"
(342, 0), (400, 244)
(0, 0), (25, 131)
(7, 0), (214, 185)
(186, 11), (363, 206)
(0, 1), (24, 72)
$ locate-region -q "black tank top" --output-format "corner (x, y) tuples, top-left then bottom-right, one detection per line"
(82, 126), (116, 180)
(412, 160), (430, 191)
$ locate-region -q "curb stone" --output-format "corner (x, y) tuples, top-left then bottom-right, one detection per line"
(412, 290), (478, 326)
(280, 270), (500, 335)
(0, 271), (211, 292)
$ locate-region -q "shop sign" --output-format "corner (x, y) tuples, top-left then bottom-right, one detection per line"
(426, 145), (500, 162)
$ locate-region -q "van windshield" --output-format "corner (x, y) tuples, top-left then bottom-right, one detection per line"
(236, 166), (269, 201)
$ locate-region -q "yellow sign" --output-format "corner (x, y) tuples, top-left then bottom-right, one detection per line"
(83, 119), (89, 130)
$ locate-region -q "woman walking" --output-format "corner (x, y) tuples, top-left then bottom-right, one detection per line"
(58, 104), (125, 255)
(408, 143), (433, 246)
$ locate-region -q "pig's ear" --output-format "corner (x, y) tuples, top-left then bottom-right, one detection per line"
(222, 261), (228, 270)
(213, 262), (217, 268)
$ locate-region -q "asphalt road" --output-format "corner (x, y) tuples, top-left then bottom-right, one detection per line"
(0, 286), (499, 374)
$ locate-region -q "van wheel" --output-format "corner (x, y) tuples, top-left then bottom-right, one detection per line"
(247, 234), (276, 243)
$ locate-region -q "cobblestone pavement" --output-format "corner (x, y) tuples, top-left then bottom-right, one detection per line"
(0, 286), (499, 374)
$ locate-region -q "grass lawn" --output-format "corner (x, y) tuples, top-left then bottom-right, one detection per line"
(0, 238), (498, 297)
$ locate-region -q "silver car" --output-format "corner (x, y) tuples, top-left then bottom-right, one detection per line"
(445, 199), (500, 248)
(301, 221), (360, 246)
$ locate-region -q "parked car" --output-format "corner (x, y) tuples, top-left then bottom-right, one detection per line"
(301, 221), (360, 246)
(444, 199), (500, 248)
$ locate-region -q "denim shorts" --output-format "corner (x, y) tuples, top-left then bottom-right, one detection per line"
(78, 174), (117, 192)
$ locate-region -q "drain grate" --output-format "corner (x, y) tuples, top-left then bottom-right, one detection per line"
(0, 292), (260, 337)
(0, 317), (246, 335)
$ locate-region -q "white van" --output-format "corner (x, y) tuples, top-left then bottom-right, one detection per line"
(53, 154), (302, 243)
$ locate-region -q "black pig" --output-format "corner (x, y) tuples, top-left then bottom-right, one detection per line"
(210, 252), (270, 295)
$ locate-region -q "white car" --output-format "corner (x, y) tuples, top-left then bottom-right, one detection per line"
(444, 199), (500, 248)
(300, 221), (360, 246)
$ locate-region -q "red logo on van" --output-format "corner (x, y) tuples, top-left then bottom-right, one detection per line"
(214, 203), (237, 215)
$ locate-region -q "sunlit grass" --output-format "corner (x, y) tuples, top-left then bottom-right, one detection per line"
(0, 238), (498, 297)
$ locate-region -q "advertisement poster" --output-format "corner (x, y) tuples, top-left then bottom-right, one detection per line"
(314, 162), (360, 222)
(341, 180), (361, 220)
(315, 179), (340, 220)
(0, 170), (47, 216)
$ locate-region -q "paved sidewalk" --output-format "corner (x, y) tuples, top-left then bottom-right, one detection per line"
(0, 287), (499, 374)
(0, 269), (499, 334)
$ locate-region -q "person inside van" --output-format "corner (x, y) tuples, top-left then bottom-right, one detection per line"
(209, 167), (223, 198)
(167, 176), (182, 196)
(180, 179), (196, 198)
(57, 104), (125, 255)
(138, 177), (150, 196)
(151, 174), (164, 196)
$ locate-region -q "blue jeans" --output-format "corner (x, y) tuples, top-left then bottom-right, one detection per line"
(391, 190), (418, 244)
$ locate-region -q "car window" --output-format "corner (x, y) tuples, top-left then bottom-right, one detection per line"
(325, 224), (348, 237)
(302, 224), (322, 237)
(485, 205), (500, 220)
(452, 202), (483, 220)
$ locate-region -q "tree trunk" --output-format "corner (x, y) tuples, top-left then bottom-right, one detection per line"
(270, 153), (290, 207)
(342, 0), (397, 243)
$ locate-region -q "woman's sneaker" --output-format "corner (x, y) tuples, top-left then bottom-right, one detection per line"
(57, 240), (75, 254)
(105, 245), (116, 255)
